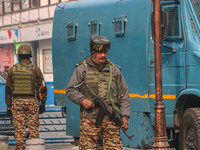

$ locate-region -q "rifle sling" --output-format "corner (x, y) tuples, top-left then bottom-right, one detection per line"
(108, 64), (120, 113)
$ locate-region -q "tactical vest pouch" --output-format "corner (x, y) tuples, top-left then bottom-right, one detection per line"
(84, 61), (120, 112)
(12, 64), (35, 95)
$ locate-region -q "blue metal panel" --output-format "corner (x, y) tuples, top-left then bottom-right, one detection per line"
(52, 0), (152, 110)
(45, 82), (55, 106)
(186, 0), (200, 35)
(52, 0), (200, 148)
(0, 82), (55, 111)
(121, 112), (154, 148)
(187, 52), (200, 88)
(183, 0), (200, 97)
(148, 51), (186, 127)
(0, 83), (6, 111)
(182, 0), (200, 51)
(147, 0), (188, 128)
(52, 0), (152, 148)
(65, 99), (80, 137)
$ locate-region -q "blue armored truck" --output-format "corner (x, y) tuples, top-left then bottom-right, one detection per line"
(52, 0), (200, 149)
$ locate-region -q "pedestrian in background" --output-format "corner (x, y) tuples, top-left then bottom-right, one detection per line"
(0, 65), (9, 80)
(66, 35), (130, 150)
(5, 45), (47, 150)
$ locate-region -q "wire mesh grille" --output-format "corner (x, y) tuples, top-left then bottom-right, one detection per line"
(164, 6), (179, 37)
(190, 15), (198, 35)
(67, 25), (73, 37)
(115, 20), (122, 33)
(91, 23), (97, 35)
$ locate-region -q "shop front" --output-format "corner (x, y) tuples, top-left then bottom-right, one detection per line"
(0, 23), (54, 108)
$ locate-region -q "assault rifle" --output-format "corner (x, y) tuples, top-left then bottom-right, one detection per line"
(74, 81), (133, 140)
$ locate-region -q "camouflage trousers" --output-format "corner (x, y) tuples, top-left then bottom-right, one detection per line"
(11, 98), (40, 150)
(79, 118), (122, 150)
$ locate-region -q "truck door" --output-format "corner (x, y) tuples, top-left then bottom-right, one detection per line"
(148, 1), (186, 127)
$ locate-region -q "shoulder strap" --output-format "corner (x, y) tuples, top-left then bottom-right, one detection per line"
(83, 60), (88, 82)
(13, 63), (18, 71)
(108, 63), (113, 94)
(75, 61), (84, 68)
(108, 63), (120, 113)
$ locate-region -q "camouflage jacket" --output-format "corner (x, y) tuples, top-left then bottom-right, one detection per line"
(66, 56), (130, 119)
(5, 59), (47, 109)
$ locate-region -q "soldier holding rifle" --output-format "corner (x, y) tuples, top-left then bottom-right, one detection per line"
(66, 35), (131, 150)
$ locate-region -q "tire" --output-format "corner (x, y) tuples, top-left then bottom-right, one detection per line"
(179, 108), (200, 150)
(169, 132), (179, 150)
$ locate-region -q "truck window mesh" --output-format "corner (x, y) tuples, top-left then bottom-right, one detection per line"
(190, 15), (198, 35)
(115, 20), (122, 33)
(164, 6), (179, 37)
(67, 25), (73, 37)
(190, 0), (200, 26)
(91, 22), (97, 35)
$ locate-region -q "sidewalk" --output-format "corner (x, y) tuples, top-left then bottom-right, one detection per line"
(9, 143), (78, 150)
(9, 143), (139, 150)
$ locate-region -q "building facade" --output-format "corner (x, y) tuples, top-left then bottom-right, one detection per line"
(0, 0), (70, 81)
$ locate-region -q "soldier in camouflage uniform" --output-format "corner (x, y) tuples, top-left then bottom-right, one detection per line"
(66, 35), (130, 150)
(5, 45), (47, 150)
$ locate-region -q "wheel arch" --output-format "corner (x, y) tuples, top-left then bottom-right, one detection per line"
(173, 89), (200, 133)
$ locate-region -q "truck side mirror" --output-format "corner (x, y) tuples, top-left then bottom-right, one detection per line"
(161, 11), (167, 40)
(151, 11), (168, 41)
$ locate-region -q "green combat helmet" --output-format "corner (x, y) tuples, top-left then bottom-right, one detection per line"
(90, 35), (111, 52)
(18, 45), (32, 56)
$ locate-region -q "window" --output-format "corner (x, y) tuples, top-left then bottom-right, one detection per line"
(66, 21), (78, 40)
(40, 0), (48, 6)
(89, 20), (101, 35)
(113, 16), (127, 37)
(13, 1), (20, 12)
(0, 46), (13, 77)
(43, 49), (53, 74)
(51, 0), (59, 4)
(162, 5), (182, 39)
(4, 2), (11, 13)
(32, 0), (39, 8)
(190, 15), (198, 35)
(22, 0), (29, 10)
(190, 0), (200, 25)
(0, 2), (3, 15)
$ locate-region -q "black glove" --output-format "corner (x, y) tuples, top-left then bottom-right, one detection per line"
(7, 109), (12, 116)
(39, 105), (45, 114)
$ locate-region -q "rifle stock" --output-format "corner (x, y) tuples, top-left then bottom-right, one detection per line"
(74, 81), (133, 140)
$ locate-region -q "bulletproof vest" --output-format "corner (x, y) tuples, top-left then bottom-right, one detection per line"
(12, 63), (36, 95)
(84, 61), (119, 105)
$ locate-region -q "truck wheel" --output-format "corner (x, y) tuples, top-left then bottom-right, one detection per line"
(179, 108), (200, 149)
